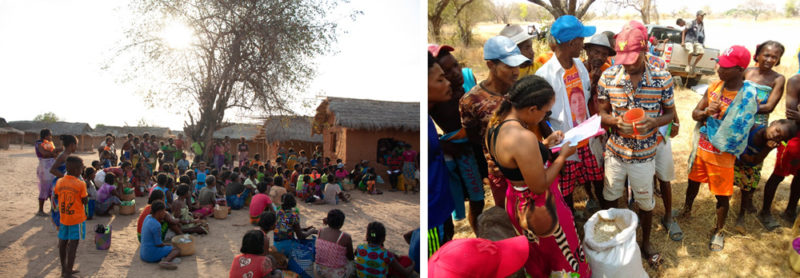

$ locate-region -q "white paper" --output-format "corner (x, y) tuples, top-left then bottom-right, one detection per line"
(551, 114), (602, 149)
(692, 84), (709, 96)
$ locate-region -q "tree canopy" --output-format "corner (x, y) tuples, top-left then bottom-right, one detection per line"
(33, 112), (60, 123)
(113, 0), (354, 158)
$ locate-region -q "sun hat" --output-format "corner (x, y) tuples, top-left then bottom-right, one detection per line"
(613, 21), (648, 65)
(697, 10), (707, 16)
(584, 33), (616, 56)
(483, 36), (530, 67)
(428, 236), (529, 278)
(499, 24), (535, 45)
(717, 45), (751, 69)
(550, 15), (596, 44)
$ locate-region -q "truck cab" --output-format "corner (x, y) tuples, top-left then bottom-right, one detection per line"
(646, 24), (719, 87)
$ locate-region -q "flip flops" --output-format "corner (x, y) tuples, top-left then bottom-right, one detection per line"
(709, 232), (724, 252)
(662, 218), (683, 241)
(758, 213), (781, 231)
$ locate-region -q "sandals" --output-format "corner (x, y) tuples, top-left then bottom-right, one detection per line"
(662, 218), (683, 241)
(709, 232), (724, 252)
(35, 211), (49, 217)
(758, 213), (781, 231)
(159, 261), (177, 270)
(734, 217), (746, 234)
(643, 252), (663, 268)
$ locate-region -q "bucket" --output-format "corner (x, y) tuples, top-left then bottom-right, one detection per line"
(119, 204), (135, 215)
(171, 234), (196, 256)
(213, 205), (228, 219)
(623, 108), (645, 135)
(94, 224), (111, 250)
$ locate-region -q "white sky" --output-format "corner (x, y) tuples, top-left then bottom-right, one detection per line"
(0, 0), (423, 130)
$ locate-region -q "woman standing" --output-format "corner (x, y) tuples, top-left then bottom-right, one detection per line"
(485, 75), (589, 277)
(35, 129), (60, 216)
(238, 137), (249, 167)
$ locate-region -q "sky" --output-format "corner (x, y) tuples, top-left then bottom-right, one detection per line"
(0, 0), (423, 130)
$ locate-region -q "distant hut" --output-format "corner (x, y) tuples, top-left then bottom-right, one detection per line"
(312, 97), (419, 174)
(8, 121), (95, 152)
(213, 124), (267, 163)
(263, 116), (323, 162)
(0, 118), (24, 150)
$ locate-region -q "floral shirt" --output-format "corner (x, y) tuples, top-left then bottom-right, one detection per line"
(598, 61), (674, 163)
(274, 207), (299, 241)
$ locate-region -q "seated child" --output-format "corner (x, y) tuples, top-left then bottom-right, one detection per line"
(229, 230), (280, 278)
(195, 176), (224, 218)
(269, 176), (288, 208)
(95, 173), (122, 216)
(324, 176), (350, 205)
(314, 209), (355, 278)
(140, 201), (182, 269)
(250, 181), (275, 224)
(138, 190), (171, 242)
(354, 222), (413, 277)
(297, 175), (312, 200)
(171, 184), (208, 235)
(194, 162), (209, 193)
(225, 173), (249, 210)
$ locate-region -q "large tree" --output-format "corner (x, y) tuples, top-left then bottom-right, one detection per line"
(608, 0), (658, 24)
(428, 0), (478, 42)
(527, 0), (597, 20)
(33, 112), (59, 123)
(114, 0), (351, 158)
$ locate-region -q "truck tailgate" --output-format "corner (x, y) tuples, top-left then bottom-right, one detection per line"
(664, 44), (719, 75)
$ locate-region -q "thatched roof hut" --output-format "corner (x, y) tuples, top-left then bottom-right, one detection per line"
(312, 97), (419, 175)
(258, 116), (323, 161)
(92, 125), (173, 139)
(213, 124), (261, 140)
(8, 121), (95, 151)
(0, 118), (24, 150)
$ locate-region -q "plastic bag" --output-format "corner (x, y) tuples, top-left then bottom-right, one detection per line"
(583, 208), (647, 278)
(120, 199), (135, 206)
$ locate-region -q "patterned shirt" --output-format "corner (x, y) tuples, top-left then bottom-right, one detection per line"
(459, 83), (504, 142)
(598, 61), (675, 163)
(354, 243), (394, 278)
(274, 208), (299, 241)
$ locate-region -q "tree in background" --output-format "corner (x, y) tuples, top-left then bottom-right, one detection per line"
(457, 0), (492, 46)
(33, 112), (59, 123)
(785, 0), (799, 17)
(113, 0), (352, 158)
(527, 0), (597, 20)
(608, 0), (659, 24)
(736, 0), (775, 20)
(429, 0), (479, 42)
(490, 0), (514, 24)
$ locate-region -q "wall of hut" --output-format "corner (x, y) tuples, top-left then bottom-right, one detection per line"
(322, 127), (419, 175)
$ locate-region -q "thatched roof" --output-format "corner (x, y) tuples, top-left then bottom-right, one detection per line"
(315, 97), (419, 131)
(0, 127), (23, 135)
(92, 125), (172, 138)
(213, 124), (261, 140)
(0, 117), (8, 127)
(8, 121), (93, 135)
(264, 116), (322, 143)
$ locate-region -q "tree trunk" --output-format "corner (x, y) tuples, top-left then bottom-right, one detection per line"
(429, 0), (451, 42)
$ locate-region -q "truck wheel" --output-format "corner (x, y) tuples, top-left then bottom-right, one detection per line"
(685, 76), (701, 87)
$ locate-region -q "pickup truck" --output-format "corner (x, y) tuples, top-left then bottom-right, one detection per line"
(646, 24), (719, 87)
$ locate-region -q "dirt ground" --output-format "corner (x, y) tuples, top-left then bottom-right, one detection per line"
(449, 19), (800, 277)
(0, 147), (419, 277)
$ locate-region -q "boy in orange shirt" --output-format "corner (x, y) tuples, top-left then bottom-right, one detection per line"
(54, 156), (88, 278)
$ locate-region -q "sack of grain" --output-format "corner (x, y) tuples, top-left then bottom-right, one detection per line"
(583, 208), (647, 278)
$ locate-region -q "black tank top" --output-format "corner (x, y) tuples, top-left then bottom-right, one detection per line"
(487, 119), (552, 182)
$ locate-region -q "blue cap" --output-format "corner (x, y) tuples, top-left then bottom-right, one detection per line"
(550, 15), (596, 44)
(483, 36), (530, 67)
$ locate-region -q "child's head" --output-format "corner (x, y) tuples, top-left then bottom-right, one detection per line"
(313, 178), (321, 185)
(40, 128), (52, 140)
(257, 181), (268, 193)
(83, 167), (96, 180)
(181, 153), (187, 159)
(676, 18), (685, 26)
(325, 209), (345, 230)
(240, 230), (265, 255)
(274, 176), (284, 187)
(198, 161), (206, 169)
(283, 170), (291, 177)
(149, 189), (165, 204)
(254, 154), (261, 161)
(258, 211), (277, 231)
(91, 160), (101, 170)
(230, 173), (240, 183)
(258, 165), (265, 172)
(211, 169), (219, 177)
(293, 164), (300, 171)
(767, 119), (798, 143)
(150, 200), (167, 221)
(176, 184), (191, 198)
(303, 175), (311, 183)
(179, 175), (191, 185)
(281, 193), (296, 210)
(329, 176), (338, 184)
(104, 172), (116, 185)
(65, 156), (83, 176)
(206, 176), (216, 188)
(59, 135), (78, 152)
(366, 222), (386, 245)
(121, 161), (132, 172)
(157, 173), (168, 186)
(186, 170), (195, 179)
(248, 169), (257, 178)
(166, 176), (175, 189)
(303, 168), (311, 175)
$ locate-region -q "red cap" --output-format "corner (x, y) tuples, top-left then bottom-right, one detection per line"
(429, 236), (529, 278)
(428, 44), (455, 58)
(717, 45), (751, 69)
(649, 36), (656, 44)
(614, 21), (647, 65)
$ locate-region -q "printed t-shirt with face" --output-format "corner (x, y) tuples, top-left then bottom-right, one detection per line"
(229, 254), (271, 278)
(564, 65), (588, 126)
(55, 175), (88, 226)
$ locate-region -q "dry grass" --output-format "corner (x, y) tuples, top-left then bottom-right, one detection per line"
(446, 21), (800, 277)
